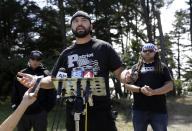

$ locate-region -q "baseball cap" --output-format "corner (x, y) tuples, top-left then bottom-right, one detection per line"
(71, 11), (91, 24)
(29, 50), (43, 60)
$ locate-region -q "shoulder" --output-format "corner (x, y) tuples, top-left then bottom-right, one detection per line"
(60, 44), (76, 56)
(132, 64), (138, 71)
(161, 62), (168, 69)
(19, 68), (28, 73)
(39, 66), (50, 76)
(92, 38), (112, 48)
(132, 64), (137, 69)
(161, 62), (172, 74)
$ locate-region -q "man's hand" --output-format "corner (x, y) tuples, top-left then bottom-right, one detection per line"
(120, 69), (132, 83)
(141, 85), (153, 96)
(21, 85), (40, 107)
(130, 71), (139, 83)
(17, 72), (37, 88)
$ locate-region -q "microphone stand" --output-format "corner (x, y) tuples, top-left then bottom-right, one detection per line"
(51, 80), (64, 131)
(56, 83), (66, 131)
(74, 79), (83, 131)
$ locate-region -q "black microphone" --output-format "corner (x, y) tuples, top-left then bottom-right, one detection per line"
(51, 68), (67, 131)
(56, 68), (67, 101)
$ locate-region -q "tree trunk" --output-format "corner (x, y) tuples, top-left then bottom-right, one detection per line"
(190, 0), (192, 48)
(140, 0), (153, 43)
(151, 0), (167, 65)
(177, 33), (181, 79)
(58, 0), (67, 49)
(156, 11), (167, 64)
(135, 11), (138, 42)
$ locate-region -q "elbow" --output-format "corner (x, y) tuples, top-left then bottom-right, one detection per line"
(125, 84), (132, 91)
(169, 81), (174, 91)
(125, 84), (129, 91)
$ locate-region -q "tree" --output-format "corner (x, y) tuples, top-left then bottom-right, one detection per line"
(139, 0), (153, 43)
(187, 0), (192, 47)
(170, 9), (188, 79)
(0, 0), (41, 99)
(183, 57), (192, 81)
(46, 0), (67, 49)
(151, 0), (167, 64)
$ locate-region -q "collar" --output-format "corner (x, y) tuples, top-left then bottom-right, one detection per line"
(143, 60), (154, 64)
(74, 39), (93, 48)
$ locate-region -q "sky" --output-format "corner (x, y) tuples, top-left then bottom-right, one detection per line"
(161, 0), (189, 34)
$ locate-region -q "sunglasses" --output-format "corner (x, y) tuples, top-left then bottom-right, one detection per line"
(143, 49), (154, 53)
(30, 57), (41, 61)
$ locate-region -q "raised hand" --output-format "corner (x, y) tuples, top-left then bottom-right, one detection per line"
(21, 84), (40, 106)
(120, 69), (132, 83)
(17, 72), (37, 88)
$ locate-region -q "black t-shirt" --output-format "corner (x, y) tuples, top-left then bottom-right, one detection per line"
(132, 62), (173, 114)
(51, 38), (122, 108)
(12, 66), (56, 114)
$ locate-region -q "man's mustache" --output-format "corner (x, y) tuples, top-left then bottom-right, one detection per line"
(76, 26), (86, 30)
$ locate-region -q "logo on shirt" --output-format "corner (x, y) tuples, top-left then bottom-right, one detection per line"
(140, 66), (155, 73)
(67, 53), (100, 75)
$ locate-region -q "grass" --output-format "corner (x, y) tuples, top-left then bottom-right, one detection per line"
(1, 96), (192, 131)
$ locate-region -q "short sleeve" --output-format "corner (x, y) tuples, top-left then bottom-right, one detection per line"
(131, 64), (137, 72)
(162, 64), (173, 82)
(44, 69), (50, 76)
(106, 44), (123, 72)
(51, 53), (65, 77)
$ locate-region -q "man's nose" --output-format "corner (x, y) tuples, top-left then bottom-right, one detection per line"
(77, 21), (83, 26)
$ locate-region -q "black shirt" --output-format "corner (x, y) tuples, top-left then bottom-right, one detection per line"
(132, 62), (173, 114)
(51, 38), (122, 108)
(11, 65), (56, 114)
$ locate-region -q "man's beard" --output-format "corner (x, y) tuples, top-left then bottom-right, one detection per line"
(143, 56), (154, 61)
(72, 26), (91, 38)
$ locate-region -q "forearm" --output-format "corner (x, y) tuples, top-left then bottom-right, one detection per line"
(152, 81), (173, 95)
(114, 67), (131, 84)
(113, 67), (124, 81)
(0, 101), (28, 131)
(40, 76), (54, 89)
(125, 84), (140, 93)
(119, 69), (128, 83)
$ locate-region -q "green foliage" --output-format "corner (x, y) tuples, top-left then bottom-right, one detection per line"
(122, 39), (142, 69)
(174, 79), (183, 96)
(0, 0), (65, 99)
(2, 0), (191, 99)
(183, 57), (192, 81)
(187, 79), (192, 91)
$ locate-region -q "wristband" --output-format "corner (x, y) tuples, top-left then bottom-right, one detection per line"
(139, 87), (142, 93)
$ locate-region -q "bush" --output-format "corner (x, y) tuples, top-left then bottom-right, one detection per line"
(174, 79), (183, 96)
(187, 79), (192, 92)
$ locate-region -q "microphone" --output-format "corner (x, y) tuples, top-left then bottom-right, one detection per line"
(56, 68), (67, 79)
(56, 68), (67, 100)
(83, 66), (94, 104)
(52, 68), (67, 131)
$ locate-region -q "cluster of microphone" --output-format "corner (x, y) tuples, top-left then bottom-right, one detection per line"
(55, 66), (94, 101)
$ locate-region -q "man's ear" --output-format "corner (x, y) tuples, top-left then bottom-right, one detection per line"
(90, 24), (93, 30)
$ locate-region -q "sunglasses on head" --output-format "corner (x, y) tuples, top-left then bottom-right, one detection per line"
(142, 49), (154, 53)
(30, 57), (41, 61)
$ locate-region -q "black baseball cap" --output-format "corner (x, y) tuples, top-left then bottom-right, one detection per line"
(70, 11), (91, 25)
(29, 50), (43, 60)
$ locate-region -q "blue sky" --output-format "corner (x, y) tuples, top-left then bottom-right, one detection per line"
(161, 0), (189, 33)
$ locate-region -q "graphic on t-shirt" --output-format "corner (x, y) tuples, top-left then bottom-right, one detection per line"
(140, 66), (155, 73)
(67, 53), (100, 75)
